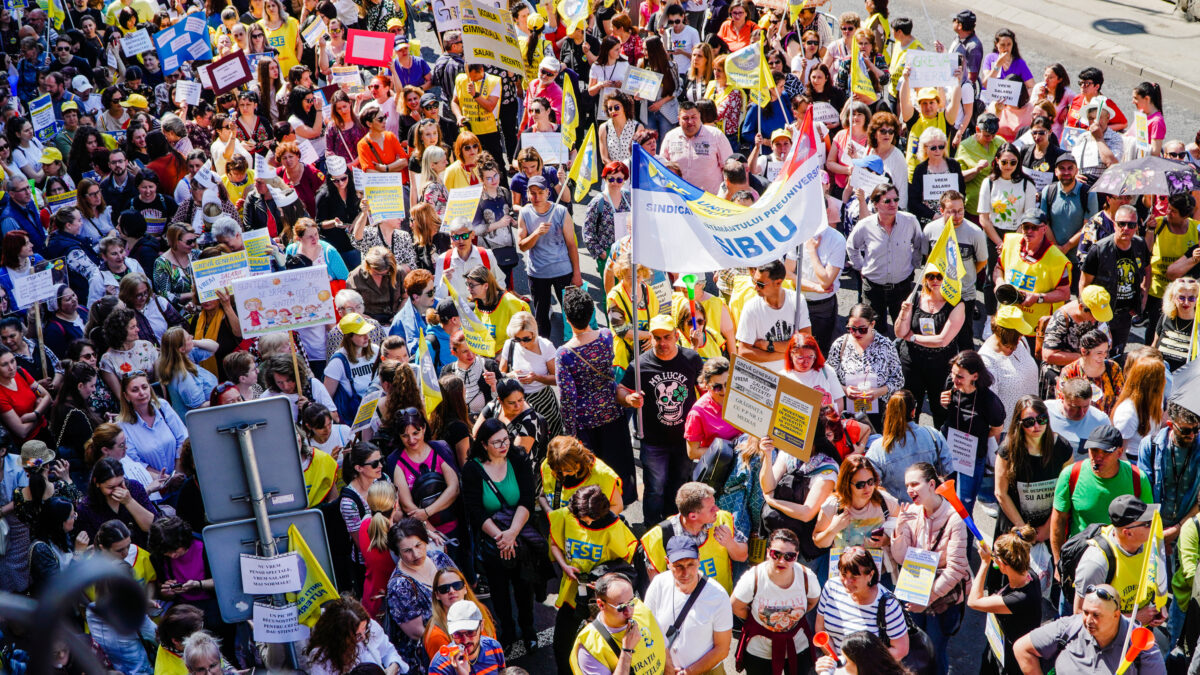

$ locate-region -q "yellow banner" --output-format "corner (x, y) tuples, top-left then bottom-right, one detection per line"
(418, 328), (442, 416)
(569, 125), (599, 201)
(447, 284), (496, 357)
(927, 222), (966, 305)
(850, 38), (877, 102)
(285, 525), (336, 627)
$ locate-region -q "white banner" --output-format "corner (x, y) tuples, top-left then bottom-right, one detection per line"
(630, 114), (825, 272)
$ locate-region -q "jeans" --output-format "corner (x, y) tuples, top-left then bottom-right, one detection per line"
(86, 608), (154, 675)
(911, 603), (964, 675)
(645, 109), (675, 143)
(861, 277), (914, 337)
(956, 452), (988, 522)
(530, 272), (574, 339)
(641, 443), (695, 526)
(807, 296), (838, 355)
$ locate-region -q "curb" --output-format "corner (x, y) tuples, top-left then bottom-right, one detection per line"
(966, 2), (1200, 101)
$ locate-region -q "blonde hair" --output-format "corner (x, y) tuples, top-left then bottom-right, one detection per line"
(1164, 278), (1200, 319)
(610, 253), (651, 285)
(366, 481), (397, 553)
(362, 246), (397, 287)
(156, 326), (198, 383)
(918, 127), (948, 161)
(505, 311), (537, 339)
(117, 372), (162, 424)
(420, 146), (447, 187)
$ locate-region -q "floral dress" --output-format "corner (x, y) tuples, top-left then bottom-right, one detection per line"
(235, 116), (271, 153)
(421, 180), (449, 219)
(555, 330), (623, 437)
(152, 256), (194, 309)
(385, 550), (457, 674)
(354, 225), (417, 270)
(100, 340), (161, 381)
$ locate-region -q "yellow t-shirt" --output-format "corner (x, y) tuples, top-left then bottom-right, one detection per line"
(454, 73), (501, 136)
(476, 292), (531, 357)
(444, 162), (475, 189)
(1150, 217), (1200, 298)
(261, 17), (301, 74)
(223, 169), (255, 215)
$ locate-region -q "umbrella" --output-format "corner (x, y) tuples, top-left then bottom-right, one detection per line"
(1091, 156), (1200, 196)
(1168, 358), (1200, 417)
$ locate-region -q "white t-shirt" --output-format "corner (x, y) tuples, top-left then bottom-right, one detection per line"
(977, 177), (1038, 231)
(735, 288), (810, 346)
(326, 346), (380, 398)
(786, 364), (845, 408)
(312, 423), (353, 457)
(643, 573), (734, 669)
(664, 25), (700, 76)
(732, 562), (821, 657)
(500, 336), (555, 395)
(794, 225), (846, 302)
(1111, 398), (1157, 460)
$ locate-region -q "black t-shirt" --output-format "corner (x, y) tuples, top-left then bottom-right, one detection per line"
(996, 435), (1073, 527)
(620, 347), (703, 447)
(941, 386), (1006, 460)
(436, 419), (472, 455)
(1178, 244), (1200, 279)
(1081, 236), (1150, 311)
(992, 579), (1043, 675)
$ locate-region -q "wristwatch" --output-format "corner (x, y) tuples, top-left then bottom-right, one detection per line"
(1036, 293), (1044, 304)
(622, 648), (635, 654)
(765, 341), (775, 353)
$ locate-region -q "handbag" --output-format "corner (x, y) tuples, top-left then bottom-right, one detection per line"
(876, 588), (938, 675)
(476, 457), (548, 564)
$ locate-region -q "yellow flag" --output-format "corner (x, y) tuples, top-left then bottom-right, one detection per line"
(788, 0), (808, 25)
(447, 284), (496, 357)
(561, 75), (580, 148)
(556, 0), (590, 35)
(927, 222), (967, 305)
(850, 37), (878, 103)
(418, 328), (442, 416)
(568, 125), (599, 201)
(286, 524), (336, 627)
(724, 39), (771, 107)
(47, 0), (65, 30)
(1189, 313), (1199, 362)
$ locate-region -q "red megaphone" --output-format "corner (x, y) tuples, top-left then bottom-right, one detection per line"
(935, 479), (984, 540)
(813, 631), (836, 659)
(1125, 627), (1155, 662)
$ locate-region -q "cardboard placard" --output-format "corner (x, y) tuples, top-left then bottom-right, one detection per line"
(121, 28), (154, 56)
(345, 29), (392, 68)
(202, 51), (253, 95)
(904, 50), (957, 89)
(329, 65), (361, 85)
(1134, 111), (1150, 149)
(722, 356), (823, 461)
(459, 0), (524, 76)
(192, 250), (251, 303)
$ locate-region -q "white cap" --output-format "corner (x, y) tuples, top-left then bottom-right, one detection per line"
(446, 600), (482, 634)
(326, 154), (347, 177)
(539, 56), (561, 74)
(194, 166), (217, 189)
(71, 75), (92, 92)
(271, 187), (299, 208)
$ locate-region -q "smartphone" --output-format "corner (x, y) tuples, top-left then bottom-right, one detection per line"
(869, 527), (885, 538)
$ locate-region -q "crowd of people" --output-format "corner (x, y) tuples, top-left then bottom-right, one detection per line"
(0, 0), (1198, 672)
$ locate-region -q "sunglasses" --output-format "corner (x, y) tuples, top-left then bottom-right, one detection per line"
(182, 237), (198, 246)
(852, 477), (878, 490)
(1177, 425), (1200, 436)
(451, 232), (472, 241)
(877, 128), (895, 135)
(1085, 584), (1117, 602)
(360, 459), (382, 468)
(925, 273), (943, 281)
(999, 159), (1018, 166)
(1030, 129), (1048, 136)
(512, 335), (534, 343)
(1020, 413), (1050, 428)
(436, 580), (466, 594)
(121, 369), (148, 380)
(463, 143), (480, 151)
(607, 176), (624, 184)
(332, 175), (349, 184)
(878, 197), (899, 204)
(1116, 220), (1138, 229)
(607, 599), (636, 613)
(669, 19), (682, 24)
(540, 70), (556, 77)
(1167, 151), (1187, 159)
(805, 40), (820, 45)
(767, 549), (798, 562)
(927, 144), (946, 151)
(841, 25), (855, 32)
(848, 325), (871, 335)
(606, 106), (622, 113)
(1178, 295), (1197, 303)
(710, 382), (725, 392)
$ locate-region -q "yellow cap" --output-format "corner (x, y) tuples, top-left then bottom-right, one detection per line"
(995, 305), (1033, 336)
(121, 94), (149, 109)
(1080, 285), (1113, 323)
(338, 313), (374, 335)
(39, 148), (63, 164)
(649, 314), (676, 334)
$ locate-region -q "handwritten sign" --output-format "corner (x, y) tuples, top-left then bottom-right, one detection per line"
(520, 132), (568, 165)
(723, 357), (822, 461)
(620, 66), (663, 101)
(905, 50), (957, 89)
(174, 81), (201, 106)
(252, 603), (309, 643)
(894, 546), (940, 606)
(239, 553), (303, 594)
(443, 185), (483, 224)
(202, 51), (253, 95)
(432, 0), (462, 30)
(923, 172), (957, 201)
(11, 269), (57, 308)
(121, 28), (154, 56)
(1026, 168), (1053, 190)
(193, 250), (250, 303)
(811, 101), (840, 128)
(982, 79), (1022, 106)
(232, 266), (337, 337)
(946, 427), (978, 476)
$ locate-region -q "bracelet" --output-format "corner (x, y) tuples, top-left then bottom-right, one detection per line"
(622, 648), (635, 654)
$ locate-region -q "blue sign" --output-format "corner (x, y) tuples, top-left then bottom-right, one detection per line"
(154, 12), (210, 76)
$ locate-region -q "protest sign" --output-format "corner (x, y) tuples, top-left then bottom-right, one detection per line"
(154, 12), (210, 76)
(243, 229), (274, 274)
(811, 101), (840, 127)
(432, 0), (462, 30)
(239, 553), (303, 594)
(46, 190), (77, 213)
(1027, 168), (1053, 190)
(447, 284), (497, 356)
(520, 132), (568, 164)
(121, 28), (154, 56)
(894, 547), (940, 606)
(946, 428), (978, 476)
(620, 66), (663, 101)
(297, 138), (318, 164)
(849, 168), (889, 192)
(174, 81), (201, 106)
(353, 167), (367, 190)
(252, 603), (309, 643)
(350, 392), (383, 432)
(905, 50), (957, 88)
(11, 269), (57, 309)
(460, 0), (524, 76)
(362, 173), (406, 222)
(345, 29), (392, 67)
(1135, 111), (1151, 149)
(723, 357), (823, 461)
(443, 185), (483, 224)
(1061, 126), (1086, 150)
(193, 250), (251, 303)
(232, 266), (337, 337)
(202, 51), (253, 95)
(301, 19), (327, 47)
(923, 172), (958, 201)
(329, 65), (361, 85)
(982, 79), (1022, 106)
(829, 546), (884, 576)
(30, 95), (56, 141)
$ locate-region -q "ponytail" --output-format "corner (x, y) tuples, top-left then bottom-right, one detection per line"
(993, 524), (1036, 574)
(365, 481), (397, 553)
(880, 390), (915, 453)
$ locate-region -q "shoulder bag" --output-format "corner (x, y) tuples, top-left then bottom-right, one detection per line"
(876, 588), (938, 675)
(476, 457), (548, 564)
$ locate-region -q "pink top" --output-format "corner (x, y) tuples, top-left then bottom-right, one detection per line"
(358, 518), (397, 619)
(165, 539), (212, 604)
(394, 445), (458, 535)
(683, 392), (740, 447)
(522, 80), (564, 131)
(1146, 110), (1167, 141)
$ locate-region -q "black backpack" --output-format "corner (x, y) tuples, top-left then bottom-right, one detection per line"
(762, 452), (844, 560)
(692, 441), (736, 496)
(396, 452), (451, 527)
(1057, 523), (1117, 596)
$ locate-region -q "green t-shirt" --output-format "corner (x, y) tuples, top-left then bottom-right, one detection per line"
(955, 135), (1003, 215)
(1053, 460), (1152, 536)
(478, 459), (520, 516)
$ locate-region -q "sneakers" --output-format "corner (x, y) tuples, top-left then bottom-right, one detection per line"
(473, 578), (491, 600)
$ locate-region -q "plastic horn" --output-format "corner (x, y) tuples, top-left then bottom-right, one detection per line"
(934, 479), (984, 540)
(813, 631), (836, 659)
(1115, 627), (1156, 675)
(682, 273), (698, 332)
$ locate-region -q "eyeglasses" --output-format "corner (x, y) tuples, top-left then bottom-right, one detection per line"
(452, 629), (479, 640)
(1020, 413), (1050, 428)
(1116, 220), (1138, 229)
(1079, 80), (1096, 87)
(451, 232), (472, 241)
(488, 436), (510, 449)
(852, 477), (878, 490)
(709, 382), (725, 391)
(606, 176), (624, 184)
(805, 40), (820, 45)
(86, 190), (100, 197)
(768, 549), (799, 561)
(998, 159), (1018, 166)
(1029, 129), (1048, 136)
(361, 459), (382, 468)
(436, 580), (466, 594)
(729, 9), (745, 15)
(669, 19), (683, 24)
(55, 46), (71, 52)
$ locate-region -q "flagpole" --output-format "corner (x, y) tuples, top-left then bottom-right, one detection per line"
(630, 148), (643, 439)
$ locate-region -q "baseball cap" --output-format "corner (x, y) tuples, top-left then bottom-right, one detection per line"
(60, 101), (78, 113)
(649, 314), (675, 334)
(386, 17), (403, 29)
(338, 313), (374, 336)
(420, 93), (439, 109)
(539, 56), (561, 74)
(1109, 494), (1152, 528)
(852, 155), (885, 176)
(39, 148), (62, 164)
(1019, 210), (1045, 226)
(121, 94), (149, 109)
(954, 9), (976, 28)
(915, 87), (942, 103)
(1080, 285), (1114, 323)
(526, 175), (549, 190)
(770, 128), (792, 144)
(1084, 424), (1124, 453)
(1054, 153), (1078, 167)
(436, 298), (459, 323)
(71, 74), (92, 92)
(446, 600), (483, 634)
(665, 537), (700, 563)
(995, 305), (1033, 336)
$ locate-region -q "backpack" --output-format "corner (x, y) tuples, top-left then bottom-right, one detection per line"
(397, 450), (451, 527)
(442, 248), (493, 277)
(691, 441), (736, 496)
(1055, 459), (1141, 590)
(329, 352), (372, 423)
(1043, 180), (1091, 215)
(760, 454), (837, 560)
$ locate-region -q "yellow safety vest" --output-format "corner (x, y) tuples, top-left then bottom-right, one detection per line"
(1150, 217), (1200, 298)
(999, 233), (1071, 324)
(260, 17), (300, 74)
(304, 450), (338, 507)
(541, 458), (623, 511)
(454, 73), (501, 136)
(1092, 526), (1165, 613)
(640, 511), (737, 593)
(607, 282), (658, 370)
(570, 599), (668, 675)
(549, 509), (638, 607)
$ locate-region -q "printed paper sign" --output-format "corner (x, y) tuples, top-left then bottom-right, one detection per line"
(520, 132), (568, 165)
(30, 95), (57, 141)
(232, 266), (337, 337)
(923, 172), (957, 201)
(982, 79), (1022, 106)
(1026, 168), (1053, 190)
(350, 392), (383, 431)
(345, 29), (392, 68)
(985, 614), (1005, 666)
(849, 167), (889, 192)
(352, 167), (367, 190)
(1134, 111), (1150, 148)
(723, 357), (823, 460)
(905, 50), (957, 89)
(459, 0), (524, 76)
(301, 19), (327, 47)
(443, 185), (483, 224)
(297, 138), (318, 164)
(174, 81), (202, 106)
(432, 0), (462, 30)
(362, 173), (406, 222)
(946, 427), (978, 476)
(192, 250), (250, 303)
(330, 65), (361, 85)
(620, 66), (663, 101)
(252, 603), (309, 643)
(829, 546), (883, 576)
(239, 552), (303, 594)
(11, 269), (57, 308)
(121, 29), (154, 56)
(811, 102), (840, 127)
(46, 190), (77, 213)
(243, 229), (274, 274)
(202, 51), (253, 95)
(894, 546), (940, 606)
